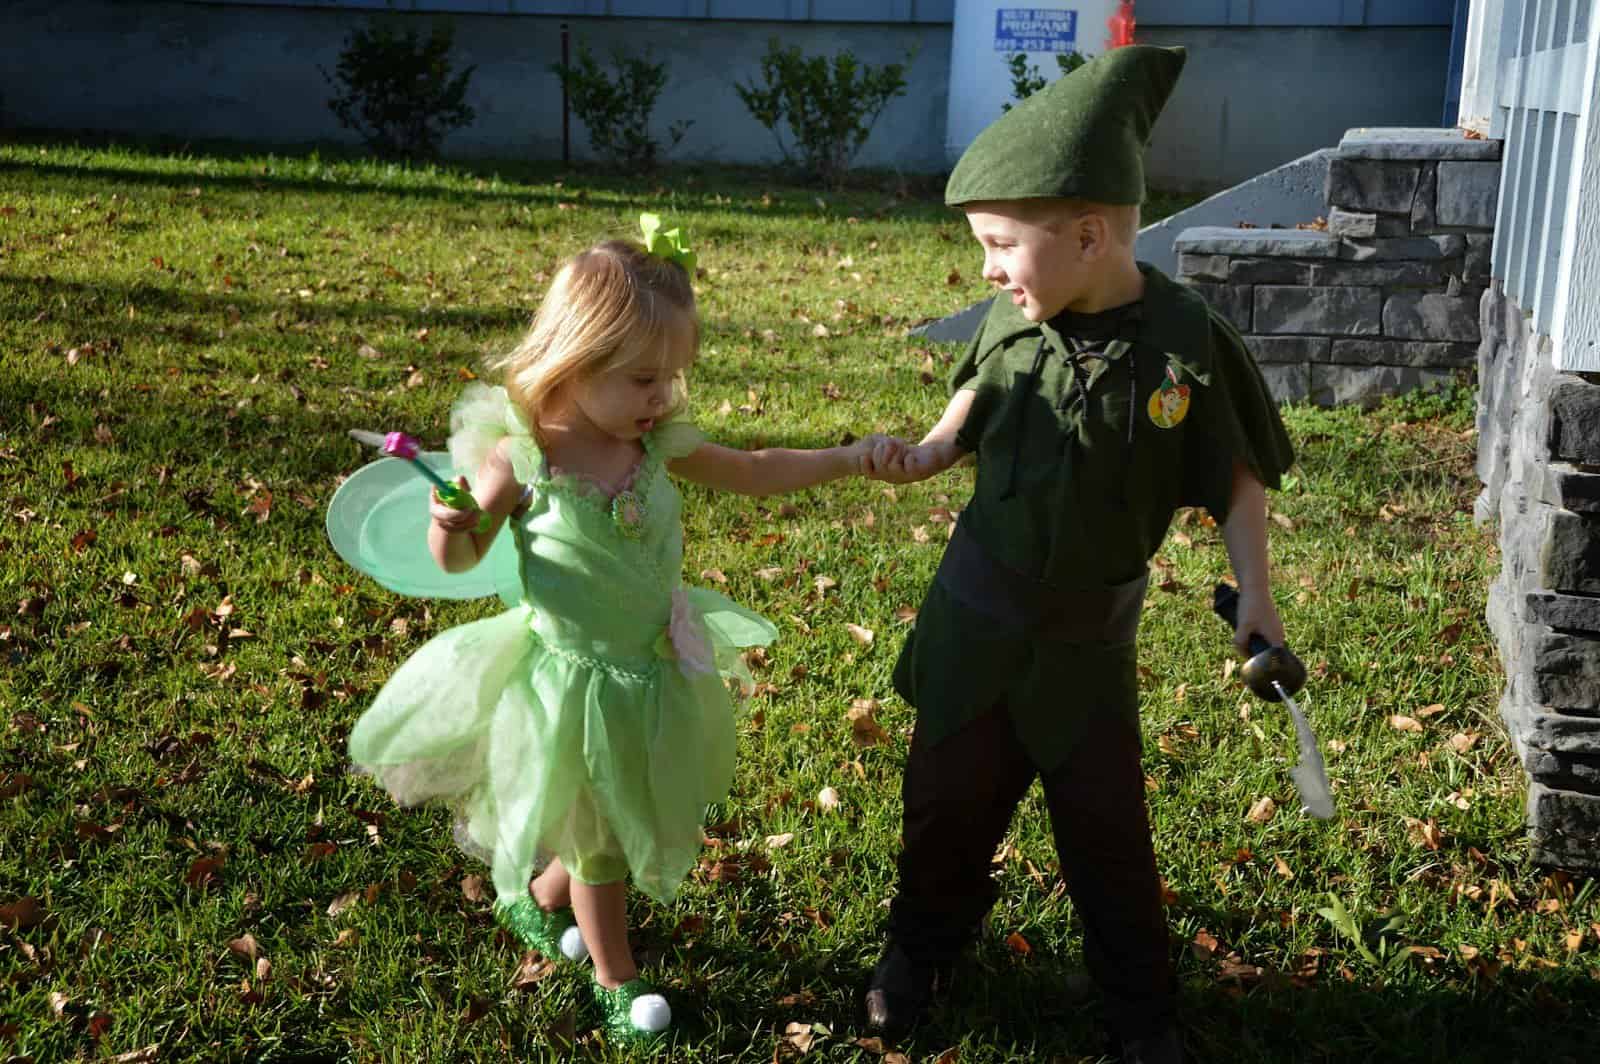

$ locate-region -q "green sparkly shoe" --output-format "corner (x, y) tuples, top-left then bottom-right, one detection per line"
(494, 896), (589, 963)
(593, 976), (672, 1046)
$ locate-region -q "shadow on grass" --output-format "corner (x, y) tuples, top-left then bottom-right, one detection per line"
(691, 940), (1600, 1061)
(0, 149), (952, 224)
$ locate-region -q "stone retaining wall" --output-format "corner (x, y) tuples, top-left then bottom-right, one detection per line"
(1477, 285), (1600, 869)
(1174, 128), (1500, 407)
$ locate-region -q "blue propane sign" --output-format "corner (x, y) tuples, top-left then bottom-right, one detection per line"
(993, 8), (1078, 53)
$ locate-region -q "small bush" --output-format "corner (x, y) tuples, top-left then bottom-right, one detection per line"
(1001, 50), (1086, 112)
(322, 19), (476, 159)
(735, 39), (908, 187)
(551, 43), (690, 170)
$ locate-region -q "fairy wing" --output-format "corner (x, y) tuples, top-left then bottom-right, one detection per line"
(326, 451), (521, 606)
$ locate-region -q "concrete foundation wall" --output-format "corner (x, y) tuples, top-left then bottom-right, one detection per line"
(1, 1), (1449, 186)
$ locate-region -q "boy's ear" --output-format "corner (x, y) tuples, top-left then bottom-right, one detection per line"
(1076, 212), (1112, 261)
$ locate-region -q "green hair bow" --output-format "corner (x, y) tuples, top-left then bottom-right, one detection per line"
(639, 213), (696, 276)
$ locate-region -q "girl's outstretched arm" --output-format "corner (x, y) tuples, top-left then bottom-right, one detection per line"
(668, 434), (896, 496)
(428, 438), (525, 572)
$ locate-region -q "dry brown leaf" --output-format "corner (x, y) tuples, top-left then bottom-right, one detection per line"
(1389, 715), (1424, 733)
(1247, 797), (1277, 824)
(783, 1020), (815, 1053)
(333, 928), (360, 948)
(1416, 703), (1446, 718)
(844, 623), (874, 646)
(700, 568), (728, 585)
(514, 950), (557, 990)
(1273, 855), (1294, 880)
(1005, 931), (1032, 955)
(227, 933), (261, 961)
(816, 786), (841, 812)
(813, 575), (837, 593)
(108, 1046), (159, 1063)
(766, 832), (795, 850)
(326, 890), (359, 918)
(846, 699), (890, 748)
(0, 895), (44, 930)
(1448, 731), (1481, 754)
(1191, 928), (1220, 960)
(460, 874), (488, 903)
(1406, 816), (1445, 851)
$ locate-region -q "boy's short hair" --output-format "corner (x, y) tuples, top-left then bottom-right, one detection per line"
(980, 197), (1142, 247)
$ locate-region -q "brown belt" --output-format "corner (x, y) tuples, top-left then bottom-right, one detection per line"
(934, 518), (1147, 644)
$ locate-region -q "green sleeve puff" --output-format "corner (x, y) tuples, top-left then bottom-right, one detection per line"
(1179, 312), (1296, 523)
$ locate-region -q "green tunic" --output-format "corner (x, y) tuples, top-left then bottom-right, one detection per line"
(892, 266), (1294, 769)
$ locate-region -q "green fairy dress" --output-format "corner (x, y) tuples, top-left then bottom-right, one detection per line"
(331, 383), (777, 905)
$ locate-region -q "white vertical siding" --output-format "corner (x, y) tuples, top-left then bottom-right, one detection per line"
(1464, 0), (1600, 370)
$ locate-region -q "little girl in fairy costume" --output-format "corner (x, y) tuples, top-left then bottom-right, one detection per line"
(337, 219), (893, 1046)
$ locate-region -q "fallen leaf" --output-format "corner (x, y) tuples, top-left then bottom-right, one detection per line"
(766, 832), (795, 849)
(326, 891), (359, 918)
(0, 896), (44, 930)
(1005, 931), (1032, 955)
(700, 568), (728, 585)
(846, 699), (890, 748)
(333, 928), (360, 947)
(1448, 731), (1481, 754)
(459, 995), (491, 1025)
(108, 1046), (159, 1063)
(227, 933), (261, 962)
(1389, 715), (1424, 733)
(844, 623), (874, 646)
(1273, 856), (1294, 879)
(1406, 816), (1445, 851)
(1247, 797), (1277, 824)
(1191, 928), (1220, 960)
(460, 874), (488, 903)
(782, 1020), (815, 1053)
(816, 786), (841, 812)
(513, 950), (557, 990)
(184, 855), (225, 890)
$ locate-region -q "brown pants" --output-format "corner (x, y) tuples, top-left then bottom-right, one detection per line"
(886, 699), (1175, 1036)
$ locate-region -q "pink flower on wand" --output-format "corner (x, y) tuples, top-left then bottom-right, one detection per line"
(382, 432), (420, 460)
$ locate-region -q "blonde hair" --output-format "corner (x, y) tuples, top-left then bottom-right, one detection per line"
(979, 196), (1141, 248)
(487, 239), (698, 443)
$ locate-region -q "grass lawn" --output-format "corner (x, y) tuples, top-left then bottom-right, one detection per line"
(2, 137), (1596, 1063)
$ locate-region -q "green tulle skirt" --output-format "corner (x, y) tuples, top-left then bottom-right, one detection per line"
(347, 589), (774, 905)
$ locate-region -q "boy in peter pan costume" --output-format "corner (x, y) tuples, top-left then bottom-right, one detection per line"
(861, 45), (1295, 1063)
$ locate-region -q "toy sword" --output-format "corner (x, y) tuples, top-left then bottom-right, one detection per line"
(348, 429), (490, 533)
(1212, 583), (1334, 820)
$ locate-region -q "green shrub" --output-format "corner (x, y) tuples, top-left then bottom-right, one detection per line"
(322, 19), (476, 159)
(1001, 50), (1086, 112)
(551, 43), (690, 169)
(735, 39), (908, 186)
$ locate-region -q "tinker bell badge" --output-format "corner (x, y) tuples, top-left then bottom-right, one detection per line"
(1148, 365), (1191, 428)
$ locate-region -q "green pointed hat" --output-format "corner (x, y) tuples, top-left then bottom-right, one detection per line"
(946, 44), (1186, 207)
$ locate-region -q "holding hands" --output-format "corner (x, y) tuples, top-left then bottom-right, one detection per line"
(859, 436), (964, 484)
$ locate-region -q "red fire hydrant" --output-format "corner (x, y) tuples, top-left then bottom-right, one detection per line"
(1107, 1), (1137, 48)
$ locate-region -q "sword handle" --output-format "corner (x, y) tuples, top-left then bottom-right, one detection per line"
(1211, 583), (1272, 657)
